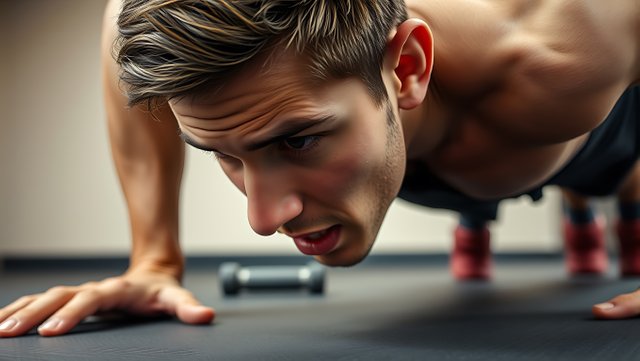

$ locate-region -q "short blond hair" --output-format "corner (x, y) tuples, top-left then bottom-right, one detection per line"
(115, 0), (408, 107)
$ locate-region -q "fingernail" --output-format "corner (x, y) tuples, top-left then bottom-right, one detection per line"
(595, 302), (615, 310)
(0, 318), (18, 331)
(39, 318), (61, 331)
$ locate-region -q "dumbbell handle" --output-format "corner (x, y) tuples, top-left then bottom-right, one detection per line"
(220, 262), (325, 295)
(236, 266), (312, 289)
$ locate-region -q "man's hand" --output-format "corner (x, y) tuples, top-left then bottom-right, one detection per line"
(0, 269), (215, 338)
(593, 288), (640, 319)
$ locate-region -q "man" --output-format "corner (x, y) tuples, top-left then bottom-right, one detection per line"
(0, 0), (638, 338)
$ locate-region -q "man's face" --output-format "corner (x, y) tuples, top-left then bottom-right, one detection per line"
(169, 54), (406, 267)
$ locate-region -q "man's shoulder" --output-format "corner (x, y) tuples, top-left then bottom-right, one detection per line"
(435, 0), (637, 145)
(414, 0), (638, 96)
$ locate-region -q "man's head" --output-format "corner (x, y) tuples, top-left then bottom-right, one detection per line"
(115, 0), (433, 266)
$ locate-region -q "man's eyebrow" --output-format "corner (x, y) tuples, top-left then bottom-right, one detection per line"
(178, 131), (218, 153)
(245, 115), (337, 151)
(178, 115), (337, 153)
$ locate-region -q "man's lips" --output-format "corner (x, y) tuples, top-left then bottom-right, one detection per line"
(291, 225), (341, 256)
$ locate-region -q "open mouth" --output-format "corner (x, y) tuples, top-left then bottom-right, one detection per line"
(292, 225), (342, 256)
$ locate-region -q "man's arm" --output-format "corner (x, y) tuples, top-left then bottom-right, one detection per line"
(0, 0), (214, 338)
(102, 0), (185, 279)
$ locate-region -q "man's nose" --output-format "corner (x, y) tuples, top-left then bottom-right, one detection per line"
(244, 167), (303, 236)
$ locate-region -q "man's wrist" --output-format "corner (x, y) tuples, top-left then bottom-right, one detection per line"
(129, 254), (185, 280)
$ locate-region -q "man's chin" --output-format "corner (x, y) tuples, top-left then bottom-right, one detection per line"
(313, 247), (371, 267)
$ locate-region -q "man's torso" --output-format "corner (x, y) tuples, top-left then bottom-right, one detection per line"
(405, 0), (640, 200)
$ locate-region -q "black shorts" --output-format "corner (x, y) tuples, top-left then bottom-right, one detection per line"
(398, 85), (640, 220)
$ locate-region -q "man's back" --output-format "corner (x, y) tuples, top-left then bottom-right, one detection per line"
(405, 0), (640, 199)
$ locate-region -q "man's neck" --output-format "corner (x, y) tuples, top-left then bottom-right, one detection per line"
(401, 80), (452, 161)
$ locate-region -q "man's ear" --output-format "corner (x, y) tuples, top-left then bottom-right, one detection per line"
(384, 19), (434, 110)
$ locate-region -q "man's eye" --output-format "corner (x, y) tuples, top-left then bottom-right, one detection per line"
(283, 136), (320, 151)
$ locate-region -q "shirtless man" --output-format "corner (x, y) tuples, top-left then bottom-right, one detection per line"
(0, 0), (638, 338)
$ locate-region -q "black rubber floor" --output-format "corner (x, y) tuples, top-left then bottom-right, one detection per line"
(2, 256), (640, 361)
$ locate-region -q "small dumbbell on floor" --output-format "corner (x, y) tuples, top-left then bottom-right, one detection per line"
(219, 261), (326, 295)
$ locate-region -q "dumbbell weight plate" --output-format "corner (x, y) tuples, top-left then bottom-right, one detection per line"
(219, 262), (242, 295)
(307, 261), (326, 294)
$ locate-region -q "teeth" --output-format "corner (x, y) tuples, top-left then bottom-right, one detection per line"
(305, 229), (328, 240)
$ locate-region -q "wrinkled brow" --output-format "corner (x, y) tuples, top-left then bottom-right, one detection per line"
(178, 115), (338, 152)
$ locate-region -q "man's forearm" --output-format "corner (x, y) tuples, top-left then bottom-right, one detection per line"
(105, 93), (186, 279)
(123, 150), (185, 278)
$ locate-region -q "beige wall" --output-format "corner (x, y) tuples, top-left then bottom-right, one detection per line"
(0, 0), (564, 258)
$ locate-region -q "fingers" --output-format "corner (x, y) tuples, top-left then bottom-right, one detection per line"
(0, 295), (37, 323)
(0, 279), (127, 338)
(0, 276), (215, 338)
(176, 304), (216, 325)
(593, 288), (640, 319)
(37, 279), (126, 337)
(156, 286), (215, 325)
(0, 286), (77, 338)
(0, 295), (38, 336)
